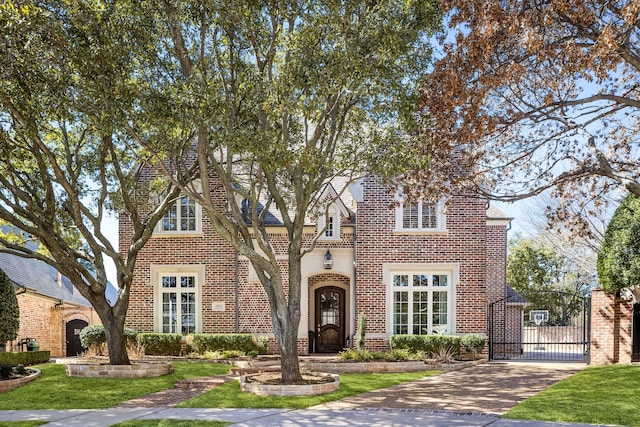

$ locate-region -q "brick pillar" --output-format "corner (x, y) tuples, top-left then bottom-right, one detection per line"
(590, 288), (633, 365)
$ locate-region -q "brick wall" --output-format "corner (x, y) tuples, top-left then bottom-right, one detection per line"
(7, 293), (95, 357)
(590, 288), (632, 365)
(354, 176), (490, 349)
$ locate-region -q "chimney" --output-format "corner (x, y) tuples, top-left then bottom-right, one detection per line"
(57, 271), (62, 287)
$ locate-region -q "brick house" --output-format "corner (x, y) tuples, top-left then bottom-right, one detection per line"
(1, 253), (99, 357)
(122, 174), (511, 354)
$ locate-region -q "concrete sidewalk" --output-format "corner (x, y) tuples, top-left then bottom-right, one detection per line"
(0, 361), (624, 427)
(0, 407), (618, 427)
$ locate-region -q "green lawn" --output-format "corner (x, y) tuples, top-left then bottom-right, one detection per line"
(0, 362), (230, 410)
(113, 421), (230, 427)
(505, 364), (640, 426)
(179, 371), (440, 409)
(0, 423), (46, 427)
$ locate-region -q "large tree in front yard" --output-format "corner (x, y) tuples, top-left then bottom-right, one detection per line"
(136, 0), (441, 383)
(417, 0), (640, 232)
(0, 2), (189, 365)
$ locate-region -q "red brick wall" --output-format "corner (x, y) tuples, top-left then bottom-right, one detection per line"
(590, 288), (632, 365)
(354, 176), (490, 349)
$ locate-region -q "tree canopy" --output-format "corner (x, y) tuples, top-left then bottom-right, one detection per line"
(597, 194), (640, 300)
(134, 0), (441, 382)
(507, 237), (590, 325)
(418, 0), (640, 228)
(0, 1), (190, 364)
(0, 268), (19, 349)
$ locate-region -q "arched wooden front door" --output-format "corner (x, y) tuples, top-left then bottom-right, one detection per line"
(66, 319), (88, 356)
(315, 286), (345, 353)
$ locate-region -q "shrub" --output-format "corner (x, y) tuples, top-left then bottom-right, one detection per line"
(79, 324), (137, 356)
(137, 333), (182, 356)
(461, 334), (485, 357)
(0, 268), (19, 347)
(389, 335), (461, 358)
(0, 365), (11, 379)
(355, 313), (366, 351)
(188, 334), (268, 355)
(0, 351), (50, 366)
(337, 347), (424, 362)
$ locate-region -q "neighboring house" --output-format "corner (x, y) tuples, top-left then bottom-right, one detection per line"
(122, 174), (511, 354)
(0, 253), (99, 357)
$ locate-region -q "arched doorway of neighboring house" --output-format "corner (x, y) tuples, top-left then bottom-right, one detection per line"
(66, 319), (88, 356)
(315, 286), (345, 353)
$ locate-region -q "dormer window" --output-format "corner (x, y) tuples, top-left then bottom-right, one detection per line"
(318, 206), (340, 240)
(395, 199), (445, 232)
(325, 215), (335, 238)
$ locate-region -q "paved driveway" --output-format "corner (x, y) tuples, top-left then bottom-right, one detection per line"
(315, 361), (585, 415)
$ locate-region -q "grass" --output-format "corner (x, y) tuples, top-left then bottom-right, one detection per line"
(505, 364), (640, 426)
(179, 370), (440, 409)
(0, 361), (230, 410)
(0, 423), (46, 427)
(112, 421), (230, 427)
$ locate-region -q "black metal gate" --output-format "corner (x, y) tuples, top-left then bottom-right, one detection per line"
(489, 290), (591, 362)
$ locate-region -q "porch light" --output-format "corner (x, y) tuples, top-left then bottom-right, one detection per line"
(323, 249), (333, 269)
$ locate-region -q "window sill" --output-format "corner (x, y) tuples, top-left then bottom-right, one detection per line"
(393, 229), (448, 236)
(152, 232), (203, 238)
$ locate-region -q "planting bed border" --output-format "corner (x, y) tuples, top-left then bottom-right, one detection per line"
(0, 369), (41, 393)
(65, 362), (173, 378)
(240, 372), (339, 396)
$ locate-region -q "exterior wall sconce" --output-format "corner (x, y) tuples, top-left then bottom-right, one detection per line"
(323, 249), (333, 269)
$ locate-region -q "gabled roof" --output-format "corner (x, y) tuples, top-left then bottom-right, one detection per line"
(506, 284), (528, 305)
(0, 252), (91, 307)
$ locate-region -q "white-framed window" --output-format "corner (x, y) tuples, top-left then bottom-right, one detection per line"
(385, 265), (455, 335)
(152, 265), (203, 334)
(156, 195), (202, 234)
(318, 205), (341, 240)
(395, 199), (445, 232)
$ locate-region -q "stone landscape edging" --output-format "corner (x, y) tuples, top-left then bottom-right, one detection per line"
(65, 362), (173, 378)
(0, 369), (41, 393)
(300, 358), (486, 373)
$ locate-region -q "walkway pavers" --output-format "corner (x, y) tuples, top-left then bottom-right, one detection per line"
(314, 361), (585, 415)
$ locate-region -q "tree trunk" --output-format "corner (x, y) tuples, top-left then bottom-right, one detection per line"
(279, 319), (302, 383)
(101, 314), (131, 365)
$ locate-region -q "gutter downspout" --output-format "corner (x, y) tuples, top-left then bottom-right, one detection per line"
(353, 223), (357, 347)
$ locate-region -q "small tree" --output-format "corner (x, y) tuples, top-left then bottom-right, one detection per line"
(0, 268), (19, 352)
(597, 194), (640, 301)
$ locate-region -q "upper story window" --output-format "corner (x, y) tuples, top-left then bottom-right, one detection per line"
(395, 199), (445, 232)
(318, 206), (341, 240)
(156, 195), (202, 235)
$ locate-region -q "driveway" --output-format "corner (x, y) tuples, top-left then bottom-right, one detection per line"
(314, 361), (586, 415)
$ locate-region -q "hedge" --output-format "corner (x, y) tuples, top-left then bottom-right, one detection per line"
(389, 335), (461, 357)
(0, 351), (50, 366)
(188, 334), (268, 355)
(79, 324), (137, 353)
(137, 333), (182, 356)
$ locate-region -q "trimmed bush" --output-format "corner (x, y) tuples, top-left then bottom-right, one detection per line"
(0, 351), (50, 366)
(137, 333), (182, 356)
(188, 334), (268, 355)
(79, 324), (137, 355)
(461, 334), (486, 356)
(389, 335), (461, 358)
